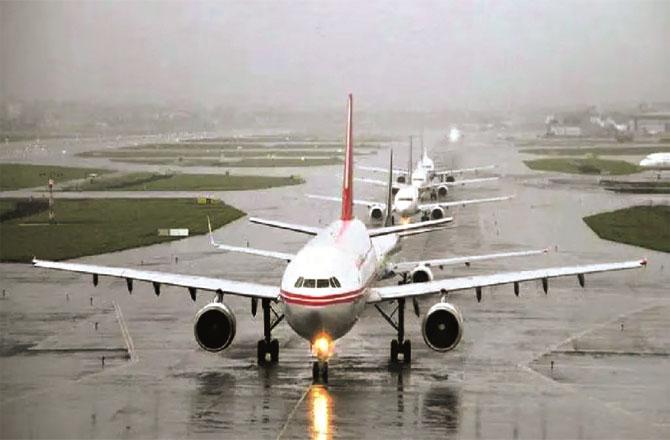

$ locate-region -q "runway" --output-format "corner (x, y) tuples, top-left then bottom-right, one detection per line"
(1, 131), (668, 438)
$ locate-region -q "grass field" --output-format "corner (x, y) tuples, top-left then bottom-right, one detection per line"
(583, 205), (670, 253)
(524, 157), (642, 175)
(0, 163), (109, 191)
(520, 146), (670, 156)
(62, 172), (303, 191)
(0, 198), (245, 262)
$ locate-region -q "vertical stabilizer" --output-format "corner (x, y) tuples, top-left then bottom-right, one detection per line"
(407, 135), (413, 181)
(341, 94), (354, 221)
(384, 150), (394, 226)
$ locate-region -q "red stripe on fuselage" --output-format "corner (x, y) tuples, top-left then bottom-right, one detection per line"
(280, 287), (365, 306)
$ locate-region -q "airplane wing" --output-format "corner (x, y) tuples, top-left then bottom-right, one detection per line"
(368, 217), (453, 237)
(208, 217), (294, 262)
(419, 195), (513, 211)
(423, 177), (499, 189)
(32, 258), (280, 300)
(354, 177), (388, 187)
(358, 165), (407, 174)
(248, 217), (320, 236)
(367, 259), (647, 303)
(389, 248), (549, 273)
(307, 194), (384, 209)
(434, 165), (496, 176)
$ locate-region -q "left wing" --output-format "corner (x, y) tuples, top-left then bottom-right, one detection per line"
(33, 259), (280, 300)
(434, 165), (496, 176)
(368, 217), (453, 237)
(418, 195), (513, 211)
(423, 177), (499, 189)
(307, 194), (384, 209)
(389, 248), (549, 273)
(367, 259), (647, 303)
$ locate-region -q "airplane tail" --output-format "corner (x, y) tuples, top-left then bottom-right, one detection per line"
(384, 150), (394, 227)
(341, 93), (354, 221)
(407, 136), (413, 181)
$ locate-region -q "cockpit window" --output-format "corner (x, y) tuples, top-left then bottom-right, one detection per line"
(329, 277), (341, 288)
(296, 277), (341, 288)
(316, 279), (330, 288)
(398, 197), (413, 201)
(303, 279), (316, 288)
(294, 277), (304, 288)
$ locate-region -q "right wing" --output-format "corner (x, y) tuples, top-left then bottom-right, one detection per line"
(367, 259), (646, 303)
(434, 165), (496, 176)
(208, 217), (294, 262)
(307, 194), (384, 209)
(249, 217), (320, 236)
(33, 259), (280, 300)
(358, 165), (407, 175)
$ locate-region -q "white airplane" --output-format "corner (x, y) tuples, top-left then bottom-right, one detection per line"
(32, 95), (647, 383)
(639, 153), (670, 170)
(360, 137), (498, 200)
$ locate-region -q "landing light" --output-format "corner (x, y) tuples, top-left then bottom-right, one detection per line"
(312, 333), (334, 360)
(400, 216), (411, 225)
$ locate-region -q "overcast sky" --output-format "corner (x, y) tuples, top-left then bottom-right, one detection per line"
(1, 0), (669, 111)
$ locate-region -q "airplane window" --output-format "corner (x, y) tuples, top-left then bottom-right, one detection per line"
(303, 279), (316, 288)
(294, 277), (304, 288)
(317, 279), (330, 288)
(330, 277), (341, 288)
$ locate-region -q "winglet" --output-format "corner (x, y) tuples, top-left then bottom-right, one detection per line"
(341, 93), (354, 221)
(207, 216), (215, 245)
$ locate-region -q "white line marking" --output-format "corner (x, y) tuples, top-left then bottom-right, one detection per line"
(275, 385), (311, 440)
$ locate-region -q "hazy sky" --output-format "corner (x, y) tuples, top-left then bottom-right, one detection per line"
(1, 0), (669, 111)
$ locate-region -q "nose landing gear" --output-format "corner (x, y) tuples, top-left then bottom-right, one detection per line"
(312, 361), (329, 383)
(257, 299), (284, 365)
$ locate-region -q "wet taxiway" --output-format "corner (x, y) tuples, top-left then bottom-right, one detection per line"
(1, 131), (669, 438)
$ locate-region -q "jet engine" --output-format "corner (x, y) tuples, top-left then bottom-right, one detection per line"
(422, 302), (463, 352)
(437, 184), (449, 198)
(194, 302), (236, 352)
(410, 264), (434, 283)
(445, 175), (455, 183)
(397, 175), (406, 184)
(368, 205), (385, 222)
(430, 207), (446, 220)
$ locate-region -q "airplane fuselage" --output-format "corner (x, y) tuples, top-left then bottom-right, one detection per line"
(280, 219), (394, 344)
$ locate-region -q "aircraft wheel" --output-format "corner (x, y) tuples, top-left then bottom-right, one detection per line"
(390, 339), (399, 363)
(257, 340), (267, 365)
(270, 339), (279, 363)
(312, 361), (319, 382)
(402, 340), (412, 363)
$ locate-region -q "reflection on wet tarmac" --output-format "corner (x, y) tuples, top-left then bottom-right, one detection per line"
(309, 386), (332, 440)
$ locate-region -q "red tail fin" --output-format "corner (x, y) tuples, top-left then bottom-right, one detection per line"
(341, 93), (354, 221)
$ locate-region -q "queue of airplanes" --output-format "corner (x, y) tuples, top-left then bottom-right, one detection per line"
(32, 94), (647, 383)
(309, 136), (509, 223)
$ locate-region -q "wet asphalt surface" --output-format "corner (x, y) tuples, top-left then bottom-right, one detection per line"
(1, 131), (669, 439)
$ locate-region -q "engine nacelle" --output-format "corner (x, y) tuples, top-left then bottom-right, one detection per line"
(368, 205), (385, 222)
(194, 302), (236, 352)
(430, 206), (446, 220)
(397, 175), (406, 184)
(437, 184), (449, 198)
(422, 302), (463, 352)
(410, 264), (434, 283)
(445, 175), (455, 183)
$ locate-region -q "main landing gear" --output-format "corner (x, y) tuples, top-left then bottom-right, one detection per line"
(312, 360), (329, 383)
(375, 298), (411, 363)
(257, 298), (284, 365)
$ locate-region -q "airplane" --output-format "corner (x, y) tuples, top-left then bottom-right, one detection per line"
(639, 153), (670, 170)
(359, 136), (495, 187)
(359, 136), (499, 201)
(32, 94), (647, 384)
